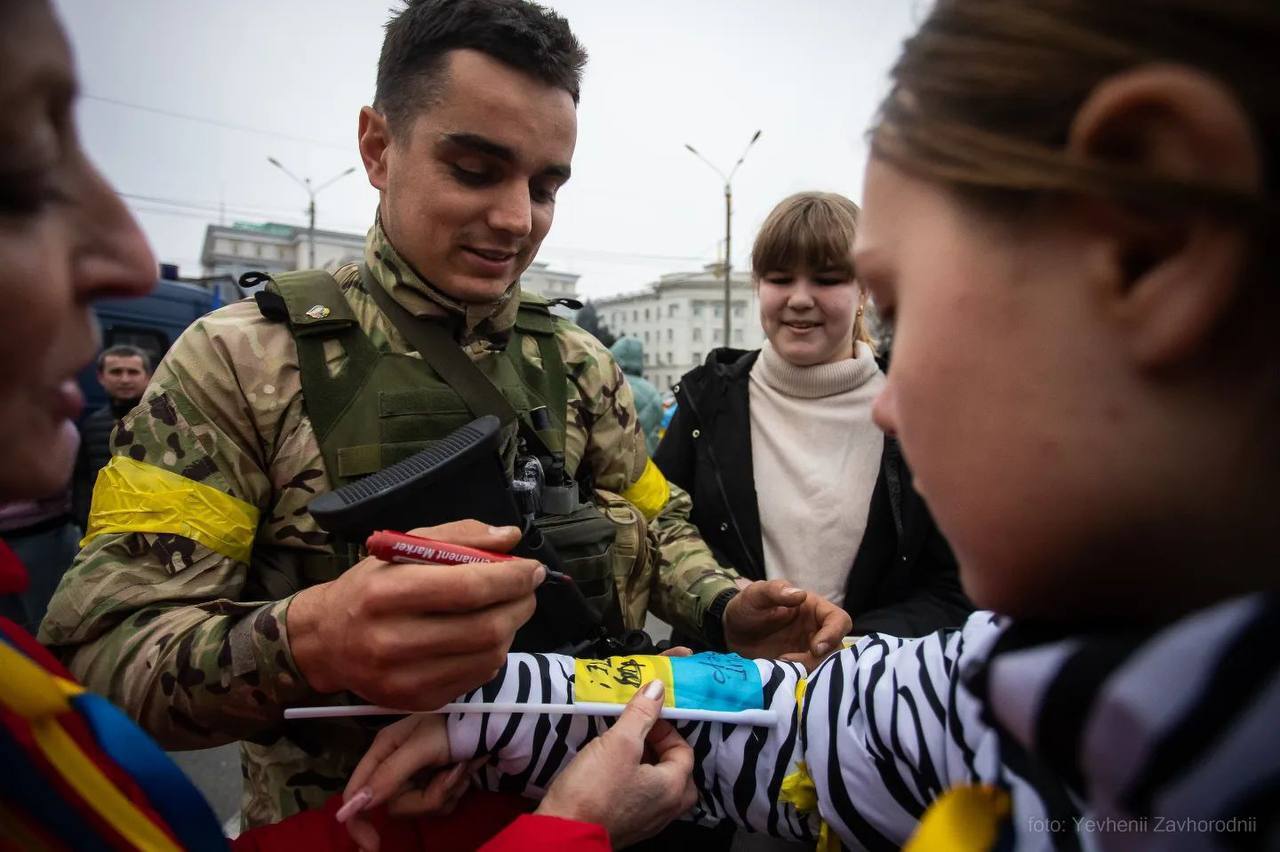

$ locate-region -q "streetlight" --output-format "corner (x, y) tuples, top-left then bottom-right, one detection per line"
(267, 157), (357, 268)
(684, 130), (761, 348)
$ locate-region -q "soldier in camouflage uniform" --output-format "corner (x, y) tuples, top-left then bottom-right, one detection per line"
(41, 0), (849, 828)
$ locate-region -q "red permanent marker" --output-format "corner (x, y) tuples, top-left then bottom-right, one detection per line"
(366, 530), (518, 566)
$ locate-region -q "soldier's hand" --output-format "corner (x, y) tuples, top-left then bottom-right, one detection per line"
(722, 579), (851, 672)
(287, 520), (543, 709)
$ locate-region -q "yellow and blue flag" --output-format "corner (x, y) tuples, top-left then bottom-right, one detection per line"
(573, 652), (764, 712)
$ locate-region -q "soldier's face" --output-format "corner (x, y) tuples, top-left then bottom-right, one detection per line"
(360, 49), (577, 304)
(0, 0), (154, 500)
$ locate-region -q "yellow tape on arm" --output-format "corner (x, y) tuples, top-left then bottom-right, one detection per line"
(82, 456), (259, 563)
(574, 655), (676, 707)
(621, 458), (670, 521)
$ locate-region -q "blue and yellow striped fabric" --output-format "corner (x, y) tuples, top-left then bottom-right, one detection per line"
(0, 631), (225, 851)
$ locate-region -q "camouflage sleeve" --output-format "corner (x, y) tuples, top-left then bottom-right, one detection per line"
(558, 324), (740, 639)
(646, 480), (741, 639)
(39, 302), (318, 748)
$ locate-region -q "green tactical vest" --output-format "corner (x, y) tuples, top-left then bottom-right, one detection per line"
(255, 267), (625, 631)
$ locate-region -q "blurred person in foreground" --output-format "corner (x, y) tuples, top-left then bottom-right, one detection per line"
(339, 1), (1280, 849)
(0, 2), (693, 848)
(71, 343), (151, 529)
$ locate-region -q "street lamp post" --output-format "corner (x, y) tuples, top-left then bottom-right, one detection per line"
(267, 157), (356, 268)
(685, 130), (761, 347)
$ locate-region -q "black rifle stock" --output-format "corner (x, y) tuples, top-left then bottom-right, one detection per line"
(307, 415), (606, 653)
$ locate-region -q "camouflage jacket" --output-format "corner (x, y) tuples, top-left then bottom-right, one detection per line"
(39, 223), (740, 827)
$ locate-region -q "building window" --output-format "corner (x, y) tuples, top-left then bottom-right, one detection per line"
(713, 304), (722, 319)
(733, 301), (746, 317)
(666, 328), (673, 342)
(714, 328), (723, 343)
(644, 308), (650, 321)
(612, 312), (620, 327)
(692, 301), (704, 317)
(668, 304), (678, 317)
(644, 331), (650, 343)
(632, 310), (638, 322)
(692, 327), (702, 342)
(733, 329), (743, 342)
(644, 352), (651, 366)
(692, 351), (702, 364)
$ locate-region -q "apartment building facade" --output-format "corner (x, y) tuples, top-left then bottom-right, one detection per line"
(595, 264), (763, 391)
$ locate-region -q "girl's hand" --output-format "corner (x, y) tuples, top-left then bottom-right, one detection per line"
(535, 679), (697, 847)
(338, 713), (485, 852)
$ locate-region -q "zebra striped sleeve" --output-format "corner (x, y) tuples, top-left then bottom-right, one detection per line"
(801, 614), (1033, 849)
(444, 617), (1016, 847)
(444, 654), (816, 838)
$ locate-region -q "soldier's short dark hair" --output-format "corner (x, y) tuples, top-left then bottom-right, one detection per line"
(97, 345), (152, 374)
(374, 0), (587, 134)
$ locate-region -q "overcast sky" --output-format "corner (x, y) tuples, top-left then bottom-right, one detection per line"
(53, 0), (927, 299)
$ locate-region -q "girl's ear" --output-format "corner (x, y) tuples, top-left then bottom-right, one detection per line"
(1066, 65), (1262, 368)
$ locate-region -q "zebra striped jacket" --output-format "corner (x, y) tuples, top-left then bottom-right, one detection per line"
(446, 593), (1277, 851)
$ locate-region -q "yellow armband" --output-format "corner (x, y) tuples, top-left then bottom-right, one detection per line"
(82, 456), (259, 563)
(621, 458), (670, 521)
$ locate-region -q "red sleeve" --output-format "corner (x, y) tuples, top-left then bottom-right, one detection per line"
(480, 814), (611, 851)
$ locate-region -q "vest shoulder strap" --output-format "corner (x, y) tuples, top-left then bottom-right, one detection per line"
(510, 294), (568, 453)
(254, 269), (379, 446)
(514, 292), (557, 336)
(260, 269), (357, 335)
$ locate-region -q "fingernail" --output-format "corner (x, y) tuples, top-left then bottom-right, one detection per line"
(812, 642), (829, 657)
(533, 564), (547, 585)
(643, 679), (665, 700)
(784, 587), (804, 597)
(335, 788), (373, 823)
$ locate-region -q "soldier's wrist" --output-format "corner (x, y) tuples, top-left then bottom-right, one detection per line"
(701, 588), (739, 653)
(284, 584), (340, 694)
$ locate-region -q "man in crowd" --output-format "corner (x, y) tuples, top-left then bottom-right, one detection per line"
(41, 0), (848, 828)
(71, 344), (151, 529)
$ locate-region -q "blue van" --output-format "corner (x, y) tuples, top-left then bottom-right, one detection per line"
(77, 278), (239, 414)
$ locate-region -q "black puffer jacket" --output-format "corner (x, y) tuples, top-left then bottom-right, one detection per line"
(654, 348), (971, 639)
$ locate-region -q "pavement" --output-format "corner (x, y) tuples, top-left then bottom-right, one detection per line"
(170, 615), (675, 837)
(168, 744), (243, 836)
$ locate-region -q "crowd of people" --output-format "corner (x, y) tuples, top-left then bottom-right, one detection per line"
(2, 0), (1277, 850)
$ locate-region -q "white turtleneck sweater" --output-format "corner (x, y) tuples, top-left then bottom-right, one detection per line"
(748, 340), (885, 605)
